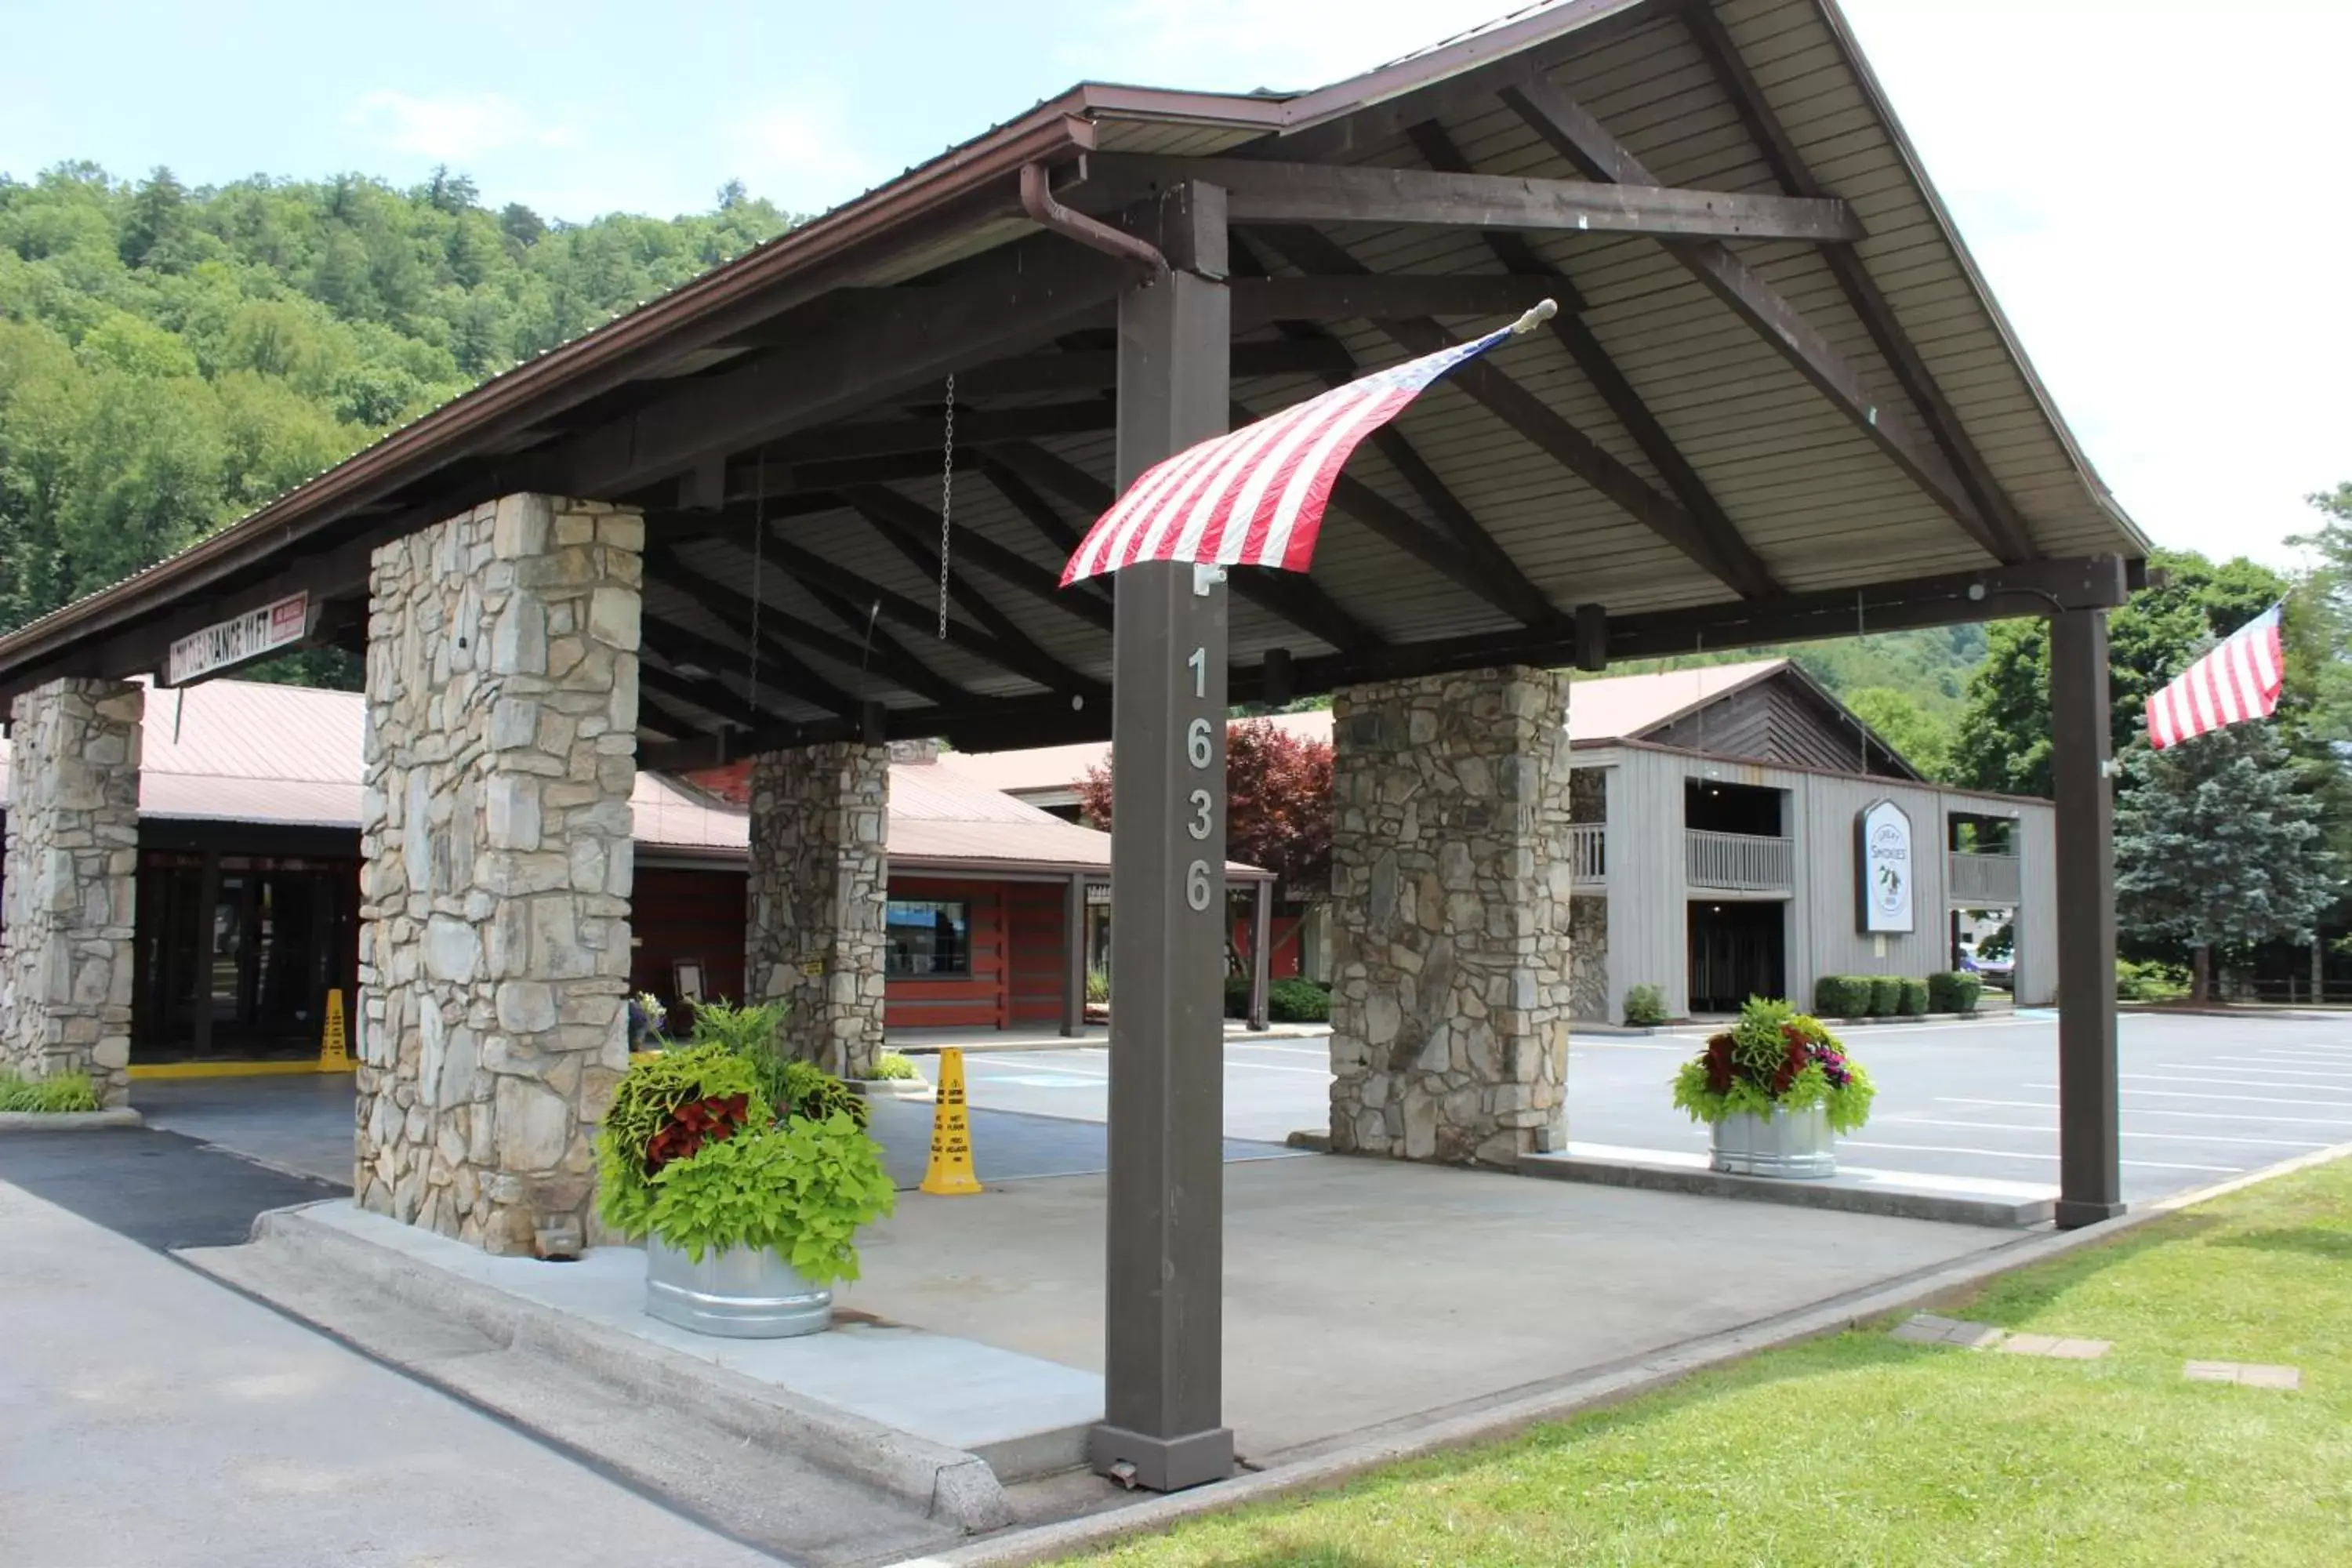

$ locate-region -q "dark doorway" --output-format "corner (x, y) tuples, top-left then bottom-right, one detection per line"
(1687, 899), (1786, 1013)
(134, 851), (359, 1061)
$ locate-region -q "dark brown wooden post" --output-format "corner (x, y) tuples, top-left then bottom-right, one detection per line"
(1063, 872), (1087, 1038)
(1091, 181), (1236, 1493)
(1247, 880), (1272, 1031)
(2051, 606), (2124, 1226)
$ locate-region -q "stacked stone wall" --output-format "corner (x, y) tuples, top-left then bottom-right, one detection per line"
(0, 678), (143, 1106)
(355, 493), (641, 1254)
(1328, 667), (1573, 1164)
(1567, 766), (1610, 1022)
(746, 743), (888, 1078)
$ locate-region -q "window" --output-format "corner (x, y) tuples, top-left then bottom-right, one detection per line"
(886, 899), (971, 977)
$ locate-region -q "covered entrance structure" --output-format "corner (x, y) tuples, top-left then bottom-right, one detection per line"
(0, 0), (2143, 1494)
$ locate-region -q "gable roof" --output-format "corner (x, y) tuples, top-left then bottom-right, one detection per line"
(953, 656), (1922, 797)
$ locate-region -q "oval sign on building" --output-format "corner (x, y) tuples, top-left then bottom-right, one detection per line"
(1855, 800), (1915, 934)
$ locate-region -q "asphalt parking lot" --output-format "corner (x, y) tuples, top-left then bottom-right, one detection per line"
(935, 1009), (2352, 1204)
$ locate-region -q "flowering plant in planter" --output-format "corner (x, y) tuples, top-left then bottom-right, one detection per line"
(1670, 996), (1875, 1133)
(596, 1042), (895, 1287)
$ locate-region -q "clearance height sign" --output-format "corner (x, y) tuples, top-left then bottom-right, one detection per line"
(165, 593), (310, 686)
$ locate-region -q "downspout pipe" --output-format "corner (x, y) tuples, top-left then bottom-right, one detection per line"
(1019, 162), (1168, 276)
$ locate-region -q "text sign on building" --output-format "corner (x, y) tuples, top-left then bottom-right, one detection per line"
(165, 593), (310, 686)
(1854, 799), (1915, 934)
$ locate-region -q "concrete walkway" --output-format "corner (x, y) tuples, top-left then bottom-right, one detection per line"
(0, 1179), (811, 1568)
(842, 1152), (2023, 1463)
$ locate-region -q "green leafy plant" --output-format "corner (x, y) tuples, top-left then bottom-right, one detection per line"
(1670, 996), (1875, 1133)
(870, 1050), (920, 1082)
(1269, 978), (1332, 1023)
(1086, 970), (1111, 1005)
(1895, 977), (1929, 1016)
(1867, 975), (1903, 1017)
(628, 992), (670, 1052)
(0, 1072), (100, 1113)
(2117, 958), (2192, 1002)
(596, 1044), (768, 1242)
(1622, 983), (1668, 1027)
(779, 1058), (869, 1127)
(1926, 971), (1983, 1014)
(686, 996), (787, 1057)
(685, 997), (870, 1126)
(633, 1112), (895, 1286)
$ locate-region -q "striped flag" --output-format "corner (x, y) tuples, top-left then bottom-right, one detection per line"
(1061, 299), (1557, 586)
(2145, 604), (2285, 750)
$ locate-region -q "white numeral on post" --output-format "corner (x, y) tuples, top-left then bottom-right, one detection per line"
(1188, 788), (1211, 840)
(1187, 645), (1206, 699)
(1187, 859), (1212, 911)
(1186, 717), (1213, 769)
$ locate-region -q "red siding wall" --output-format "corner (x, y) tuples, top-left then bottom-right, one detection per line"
(627, 866), (1072, 1033)
(1232, 913), (1307, 979)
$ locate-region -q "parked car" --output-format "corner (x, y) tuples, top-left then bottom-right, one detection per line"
(1960, 945), (2014, 991)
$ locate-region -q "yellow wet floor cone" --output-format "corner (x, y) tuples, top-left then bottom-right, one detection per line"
(920, 1047), (982, 1195)
(316, 988), (351, 1073)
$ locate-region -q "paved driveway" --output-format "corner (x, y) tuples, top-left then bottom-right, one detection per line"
(935, 1011), (2352, 1204)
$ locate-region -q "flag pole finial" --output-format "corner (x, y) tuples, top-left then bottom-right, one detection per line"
(1510, 298), (1559, 335)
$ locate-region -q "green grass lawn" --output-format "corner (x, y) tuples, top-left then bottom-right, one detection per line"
(1069, 1158), (2352, 1566)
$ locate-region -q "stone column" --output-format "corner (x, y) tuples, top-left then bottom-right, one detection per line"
(1566, 766), (1610, 1023)
(0, 677), (143, 1108)
(746, 742), (887, 1079)
(355, 493), (641, 1255)
(1327, 667), (1572, 1165)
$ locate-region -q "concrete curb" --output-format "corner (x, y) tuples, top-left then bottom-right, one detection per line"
(0, 1108), (143, 1132)
(878, 1143), (2352, 1567)
(205, 1203), (1012, 1533)
(853, 1078), (939, 1102)
(1517, 1152), (2053, 1229)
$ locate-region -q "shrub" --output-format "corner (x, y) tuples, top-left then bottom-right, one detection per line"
(1867, 975), (1903, 1017)
(2117, 958), (2191, 1001)
(1895, 977), (1929, 1016)
(690, 997), (867, 1127)
(1085, 970), (1110, 1005)
(1669, 996), (1875, 1132)
(0, 1072), (100, 1113)
(1813, 975), (1872, 1018)
(1927, 971), (1982, 1014)
(596, 1044), (769, 1241)
(870, 1050), (920, 1082)
(1223, 976), (1252, 1018)
(779, 1058), (869, 1128)
(1268, 978), (1331, 1023)
(1622, 983), (1668, 1027)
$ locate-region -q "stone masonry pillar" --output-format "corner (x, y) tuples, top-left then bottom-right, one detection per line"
(355, 493), (641, 1255)
(1327, 667), (1572, 1164)
(746, 742), (887, 1079)
(0, 677), (143, 1108)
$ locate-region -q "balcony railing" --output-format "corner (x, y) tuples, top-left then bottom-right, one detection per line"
(1568, 823), (1607, 886)
(1949, 851), (2022, 906)
(1685, 829), (1795, 893)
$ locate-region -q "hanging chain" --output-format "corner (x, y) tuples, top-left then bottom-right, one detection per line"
(938, 373), (955, 640)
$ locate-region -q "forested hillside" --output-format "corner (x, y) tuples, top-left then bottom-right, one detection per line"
(0, 163), (794, 640)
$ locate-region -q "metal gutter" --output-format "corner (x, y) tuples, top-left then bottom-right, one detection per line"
(1018, 162), (1167, 274)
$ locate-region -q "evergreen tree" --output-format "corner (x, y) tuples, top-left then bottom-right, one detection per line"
(2114, 720), (2336, 1000)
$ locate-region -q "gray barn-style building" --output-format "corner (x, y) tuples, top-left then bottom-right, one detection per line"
(0, 0), (2151, 1493)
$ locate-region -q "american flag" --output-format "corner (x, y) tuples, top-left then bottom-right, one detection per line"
(1062, 300), (1556, 586)
(2144, 604), (2285, 750)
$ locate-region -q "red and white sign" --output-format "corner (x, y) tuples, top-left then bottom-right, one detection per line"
(165, 593), (310, 685)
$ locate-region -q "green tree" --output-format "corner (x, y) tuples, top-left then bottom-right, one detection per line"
(2115, 720), (2336, 1000)
(1842, 686), (1951, 780)
(1950, 548), (2286, 798)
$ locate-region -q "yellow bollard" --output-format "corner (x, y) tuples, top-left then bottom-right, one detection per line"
(317, 988), (351, 1073)
(920, 1047), (983, 1195)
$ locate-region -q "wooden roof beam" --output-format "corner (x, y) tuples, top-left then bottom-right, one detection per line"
(954, 339), (1356, 397)
(1069, 154), (1863, 242)
(640, 613), (858, 721)
(778, 571), (972, 709)
(1498, 72), (2020, 564)
(1675, 0), (2038, 562)
(841, 483), (1116, 633)
(986, 440), (1373, 652)
(1403, 119), (1781, 600)
(1252, 225), (1776, 599)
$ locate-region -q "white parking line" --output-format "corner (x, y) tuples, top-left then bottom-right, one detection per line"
(2118, 1072), (2352, 1096)
(1836, 1139), (2241, 1174)
(2027, 1083), (2352, 1109)
(1881, 1116), (2328, 1149)
(1234, 1043), (1332, 1058)
(2189, 1058), (2352, 1077)
(1942, 1096), (2352, 1128)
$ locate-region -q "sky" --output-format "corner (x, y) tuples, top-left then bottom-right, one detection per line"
(2, 0), (2346, 568)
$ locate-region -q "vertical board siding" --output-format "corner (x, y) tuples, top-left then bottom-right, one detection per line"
(884, 875), (1011, 1029)
(630, 866), (750, 1018)
(1004, 880), (1073, 1025)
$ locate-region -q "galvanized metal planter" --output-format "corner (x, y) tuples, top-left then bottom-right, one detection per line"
(1710, 1105), (1837, 1178)
(644, 1236), (832, 1338)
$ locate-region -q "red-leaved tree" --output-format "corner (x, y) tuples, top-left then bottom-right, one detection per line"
(1075, 717), (1334, 906)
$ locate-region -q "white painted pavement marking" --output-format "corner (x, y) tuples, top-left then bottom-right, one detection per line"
(1837, 1138), (2242, 1174)
(2193, 1057), (2352, 1076)
(1879, 1116), (2329, 1149)
(1941, 1096), (2352, 1129)
(2117, 1072), (2352, 1097)
(2026, 1083), (2352, 1109)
